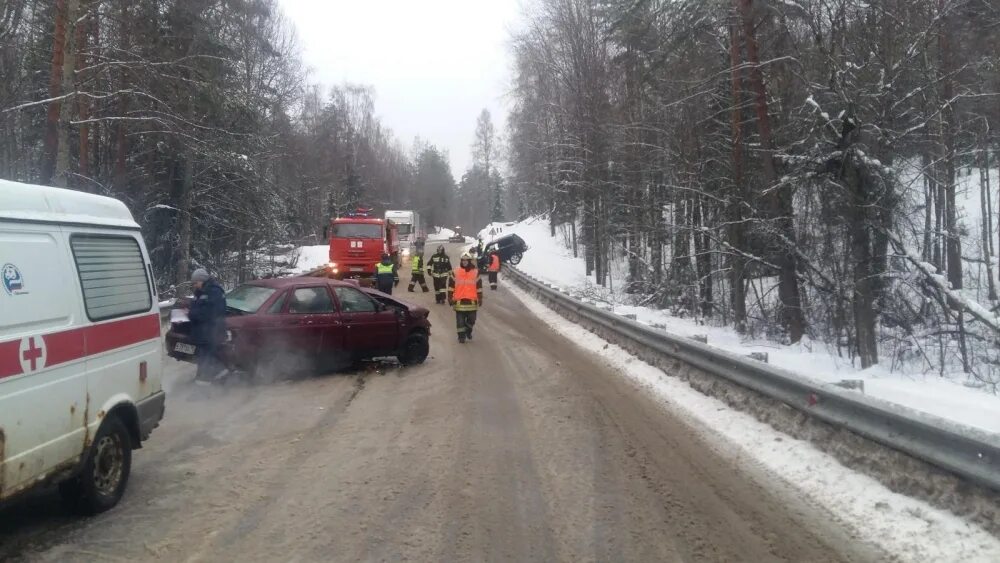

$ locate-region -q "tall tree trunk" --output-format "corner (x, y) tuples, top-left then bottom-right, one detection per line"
(41, 0), (67, 184)
(113, 0), (130, 193)
(845, 155), (879, 368)
(584, 194), (595, 276)
(595, 193), (606, 287)
(53, 0), (80, 187)
(922, 152), (935, 263)
(738, 0), (805, 342)
(981, 148), (997, 300)
(76, 4), (90, 184)
(728, 16), (748, 332)
(934, 157), (945, 270)
(176, 155), (195, 285)
(939, 0), (962, 292)
(696, 199), (713, 317)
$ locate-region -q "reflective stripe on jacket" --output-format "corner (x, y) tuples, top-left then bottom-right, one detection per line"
(429, 254), (452, 276)
(375, 261), (398, 281)
(450, 267), (481, 302)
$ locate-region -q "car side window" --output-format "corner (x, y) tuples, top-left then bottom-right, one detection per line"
(334, 287), (377, 313)
(289, 287), (335, 314)
(267, 291), (288, 314)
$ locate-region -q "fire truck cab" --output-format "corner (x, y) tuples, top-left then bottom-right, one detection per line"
(326, 209), (400, 280)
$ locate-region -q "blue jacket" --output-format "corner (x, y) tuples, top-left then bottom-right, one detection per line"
(189, 278), (226, 347)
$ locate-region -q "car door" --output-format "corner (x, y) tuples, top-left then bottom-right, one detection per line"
(0, 222), (88, 499)
(285, 286), (339, 369)
(333, 286), (399, 356)
(499, 237), (514, 260)
(243, 289), (291, 357)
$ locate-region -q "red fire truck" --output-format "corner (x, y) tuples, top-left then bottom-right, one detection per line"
(325, 208), (400, 280)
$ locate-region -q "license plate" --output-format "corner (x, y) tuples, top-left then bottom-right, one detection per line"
(350, 267), (363, 272)
(174, 342), (196, 355)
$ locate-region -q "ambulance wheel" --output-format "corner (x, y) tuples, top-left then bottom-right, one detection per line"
(61, 416), (132, 515)
(398, 333), (429, 366)
(508, 253), (523, 266)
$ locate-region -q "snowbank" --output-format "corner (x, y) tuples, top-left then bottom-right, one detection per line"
(427, 227), (457, 242)
(288, 245), (330, 274)
(507, 215), (1000, 435)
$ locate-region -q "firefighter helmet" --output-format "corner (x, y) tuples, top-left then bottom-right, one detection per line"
(460, 252), (473, 261)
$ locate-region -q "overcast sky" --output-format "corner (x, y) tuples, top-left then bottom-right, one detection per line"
(278, 0), (523, 178)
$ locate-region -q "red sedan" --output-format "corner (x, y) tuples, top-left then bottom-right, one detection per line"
(165, 278), (431, 377)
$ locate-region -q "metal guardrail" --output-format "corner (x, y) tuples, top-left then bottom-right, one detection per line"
(508, 266), (1000, 493)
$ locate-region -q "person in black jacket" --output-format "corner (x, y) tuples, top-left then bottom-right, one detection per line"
(427, 245), (452, 304)
(188, 269), (227, 385)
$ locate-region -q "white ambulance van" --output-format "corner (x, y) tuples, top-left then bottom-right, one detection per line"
(0, 179), (165, 514)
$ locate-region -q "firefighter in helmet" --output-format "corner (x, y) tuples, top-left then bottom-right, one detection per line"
(427, 245), (452, 304)
(448, 252), (483, 343)
(487, 248), (501, 290)
(374, 253), (399, 294)
(408, 250), (429, 293)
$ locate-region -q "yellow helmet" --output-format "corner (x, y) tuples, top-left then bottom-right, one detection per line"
(460, 252), (473, 261)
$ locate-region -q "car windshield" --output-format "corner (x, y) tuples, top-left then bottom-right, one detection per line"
(332, 223), (383, 239)
(226, 285), (277, 313)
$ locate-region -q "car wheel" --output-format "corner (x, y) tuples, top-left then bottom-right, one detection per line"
(61, 415), (132, 515)
(508, 252), (523, 266)
(398, 332), (429, 366)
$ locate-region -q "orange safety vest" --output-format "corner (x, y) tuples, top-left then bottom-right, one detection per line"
(452, 267), (479, 301)
(488, 254), (501, 272)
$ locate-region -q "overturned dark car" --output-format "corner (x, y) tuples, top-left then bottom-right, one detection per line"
(478, 233), (528, 270)
(165, 277), (431, 378)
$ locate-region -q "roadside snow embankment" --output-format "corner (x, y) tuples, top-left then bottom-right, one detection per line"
(290, 245), (330, 274)
(427, 227), (456, 242)
(502, 216), (1000, 435)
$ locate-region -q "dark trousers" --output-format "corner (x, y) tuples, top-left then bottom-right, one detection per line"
(432, 275), (448, 303)
(376, 277), (395, 295)
(196, 344), (225, 381)
(488, 271), (498, 289)
(408, 272), (429, 292)
(456, 309), (477, 341)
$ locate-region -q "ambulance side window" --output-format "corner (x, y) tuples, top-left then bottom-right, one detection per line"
(70, 234), (152, 321)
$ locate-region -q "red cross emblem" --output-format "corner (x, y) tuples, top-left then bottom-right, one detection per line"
(19, 335), (47, 373)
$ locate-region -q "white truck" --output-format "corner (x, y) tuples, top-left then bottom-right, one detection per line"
(384, 210), (424, 257)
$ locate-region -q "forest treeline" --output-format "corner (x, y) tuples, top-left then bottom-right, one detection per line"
(506, 0), (1000, 383)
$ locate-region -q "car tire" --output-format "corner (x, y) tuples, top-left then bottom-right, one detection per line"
(398, 332), (429, 366)
(60, 415), (132, 515)
(508, 252), (523, 266)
